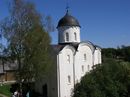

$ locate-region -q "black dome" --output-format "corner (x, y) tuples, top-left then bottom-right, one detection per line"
(57, 11), (80, 28)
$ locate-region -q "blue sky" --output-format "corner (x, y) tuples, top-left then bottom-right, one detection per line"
(0, 0), (130, 48)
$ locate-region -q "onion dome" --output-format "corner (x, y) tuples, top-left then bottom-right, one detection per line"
(57, 11), (81, 28)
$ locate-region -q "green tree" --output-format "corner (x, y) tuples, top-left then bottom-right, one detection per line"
(102, 46), (130, 62)
(120, 46), (130, 62)
(0, 0), (54, 82)
(0, 35), (3, 52)
(102, 48), (117, 59)
(73, 59), (130, 97)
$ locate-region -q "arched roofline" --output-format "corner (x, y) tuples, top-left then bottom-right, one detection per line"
(60, 45), (76, 54)
(78, 41), (95, 53)
(95, 45), (102, 51)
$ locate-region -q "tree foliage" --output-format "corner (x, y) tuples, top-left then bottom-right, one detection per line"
(102, 46), (130, 62)
(0, 0), (54, 82)
(73, 59), (130, 97)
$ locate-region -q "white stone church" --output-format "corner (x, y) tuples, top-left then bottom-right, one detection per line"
(35, 10), (102, 97)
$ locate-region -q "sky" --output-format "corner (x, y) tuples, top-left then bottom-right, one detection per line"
(0, 0), (130, 48)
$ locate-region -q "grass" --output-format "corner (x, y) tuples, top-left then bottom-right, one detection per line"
(0, 84), (11, 97)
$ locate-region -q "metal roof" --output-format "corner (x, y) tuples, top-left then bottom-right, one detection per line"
(57, 11), (80, 28)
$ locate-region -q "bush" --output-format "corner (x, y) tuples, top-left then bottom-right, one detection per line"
(0, 84), (11, 97)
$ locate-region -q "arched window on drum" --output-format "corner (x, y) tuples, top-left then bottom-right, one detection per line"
(66, 32), (69, 41)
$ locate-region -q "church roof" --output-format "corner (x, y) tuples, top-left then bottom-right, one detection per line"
(57, 10), (80, 28)
(51, 45), (65, 53)
(51, 43), (79, 53)
(52, 41), (101, 54)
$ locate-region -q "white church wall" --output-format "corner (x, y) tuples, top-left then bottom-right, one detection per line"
(94, 50), (99, 65)
(58, 26), (80, 43)
(94, 47), (102, 65)
(75, 43), (94, 83)
(57, 45), (75, 97)
(99, 50), (102, 64)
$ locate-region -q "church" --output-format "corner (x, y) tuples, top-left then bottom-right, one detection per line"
(35, 10), (102, 97)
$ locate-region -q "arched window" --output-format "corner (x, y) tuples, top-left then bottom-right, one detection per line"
(74, 32), (77, 41)
(84, 54), (87, 61)
(67, 55), (70, 63)
(68, 75), (71, 83)
(82, 65), (84, 72)
(66, 33), (69, 41)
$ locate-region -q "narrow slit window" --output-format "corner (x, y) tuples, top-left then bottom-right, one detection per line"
(68, 75), (71, 83)
(66, 33), (69, 41)
(67, 55), (70, 63)
(82, 65), (84, 72)
(74, 32), (77, 41)
(84, 54), (87, 61)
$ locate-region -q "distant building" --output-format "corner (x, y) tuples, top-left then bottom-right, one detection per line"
(0, 57), (17, 83)
(35, 10), (102, 97)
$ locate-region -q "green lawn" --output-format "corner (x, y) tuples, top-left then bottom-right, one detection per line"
(0, 84), (11, 97)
